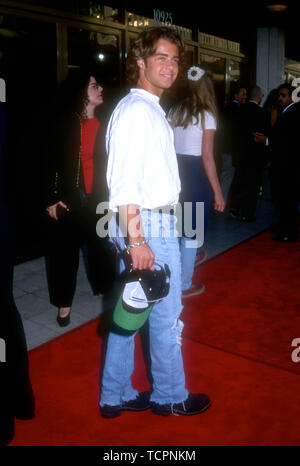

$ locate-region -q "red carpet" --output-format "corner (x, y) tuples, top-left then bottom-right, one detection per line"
(183, 230), (300, 374)
(11, 229), (300, 446)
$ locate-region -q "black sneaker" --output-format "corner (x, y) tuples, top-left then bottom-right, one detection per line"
(272, 234), (298, 243)
(101, 392), (151, 418)
(122, 391), (151, 412)
(173, 393), (211, 415)
(101, 404), (122, 419)
(151, 393), (211, 416)
(150, 401), (172, 416)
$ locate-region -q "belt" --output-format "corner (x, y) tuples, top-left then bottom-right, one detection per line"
(144, 205), (176, 215)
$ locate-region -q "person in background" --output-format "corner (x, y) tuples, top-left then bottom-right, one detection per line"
(263, 88), (280, 128)
(44, 68), (115, 326)
(0, 94), (34, 445)
(258, 88), (279, 201)
(168, 66), (225, 298)
(255, 83), (300, 242)
(218, 82), (247, 207)
(233, 85), (270, 222)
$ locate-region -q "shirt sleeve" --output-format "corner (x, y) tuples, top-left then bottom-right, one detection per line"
(106, 100), (151, 211)
(204, 111), (216, 130)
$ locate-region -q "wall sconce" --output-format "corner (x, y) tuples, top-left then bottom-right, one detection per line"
(266, 2), (287, 11)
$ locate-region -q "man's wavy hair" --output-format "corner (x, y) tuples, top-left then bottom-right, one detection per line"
(126, 27), (185, 85)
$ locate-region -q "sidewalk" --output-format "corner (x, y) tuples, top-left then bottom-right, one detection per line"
(13, 255), (102, 350)
(13, 199), (277, 350)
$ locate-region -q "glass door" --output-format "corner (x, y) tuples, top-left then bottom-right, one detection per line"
(200, 53), (226, 109)
(228, 59), (249, 101)
(68, 25), (122, 106)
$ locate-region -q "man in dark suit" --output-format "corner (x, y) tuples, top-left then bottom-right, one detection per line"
(234, 85), (270, 221)
(218, 82), (247, 205)
(268, 84), (300, 242)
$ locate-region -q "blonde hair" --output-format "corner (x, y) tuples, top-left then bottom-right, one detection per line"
(169, 72), (218, 130)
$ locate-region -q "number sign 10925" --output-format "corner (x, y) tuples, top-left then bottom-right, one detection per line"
(153, 9), (173, 25)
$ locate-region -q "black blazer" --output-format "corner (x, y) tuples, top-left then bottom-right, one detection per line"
(243, 101), (270, 166)
(217, 101), (241, 156)
(244, 101), (269, 135)
(44, 112), (108, 210)
(217, 101), (251, 166)
(270, 101), (300, 171)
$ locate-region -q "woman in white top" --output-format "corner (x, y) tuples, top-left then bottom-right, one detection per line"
(169, 66), (225, 297)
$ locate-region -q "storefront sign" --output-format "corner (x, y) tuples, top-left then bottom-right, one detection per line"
(199, 32), (240, 53)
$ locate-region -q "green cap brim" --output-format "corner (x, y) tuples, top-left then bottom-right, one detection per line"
(113, 295), (154, 331)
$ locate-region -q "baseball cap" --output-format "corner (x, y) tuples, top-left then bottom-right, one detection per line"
(113, 263), (171, 331)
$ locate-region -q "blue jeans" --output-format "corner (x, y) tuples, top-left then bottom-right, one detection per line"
(99, 210), (188, 406)
(180, 235), (198, 290)
(177, 155), (212, 291)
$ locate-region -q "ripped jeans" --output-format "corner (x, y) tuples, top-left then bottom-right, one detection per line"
(99, 210), (189, 406)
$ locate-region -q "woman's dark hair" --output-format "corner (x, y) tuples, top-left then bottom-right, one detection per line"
(263, 88), (279, 110)
(126, 27), (185, 85)
(55, 67), (101, 117)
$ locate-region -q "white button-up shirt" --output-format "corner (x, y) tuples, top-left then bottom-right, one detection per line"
(106, 88), (181, 211)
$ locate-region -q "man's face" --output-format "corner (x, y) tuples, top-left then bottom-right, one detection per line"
(137, 38), (179, 97)
(235, 88), (247, 104)
(278, 88), (292, 108)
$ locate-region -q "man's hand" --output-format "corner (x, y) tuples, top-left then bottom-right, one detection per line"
(129, 243), (155, 271)
(120, 204), (155, 270)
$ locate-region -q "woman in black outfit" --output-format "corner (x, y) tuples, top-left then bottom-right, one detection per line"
(44, 69), (115, 326)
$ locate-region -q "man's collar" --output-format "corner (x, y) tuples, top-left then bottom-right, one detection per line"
(282, 101), (296, 113)
(130, 88), (160, 104)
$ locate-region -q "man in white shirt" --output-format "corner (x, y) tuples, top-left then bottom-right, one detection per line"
(99, 27), (211, 418)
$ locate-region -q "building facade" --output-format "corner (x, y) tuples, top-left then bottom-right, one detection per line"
(0, 1), (299, 260)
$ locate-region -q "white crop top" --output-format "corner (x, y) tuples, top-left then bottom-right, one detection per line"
(171, 111), (216, 157)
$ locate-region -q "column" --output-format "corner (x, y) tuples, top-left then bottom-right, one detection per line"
(256, 27), (285, 102)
